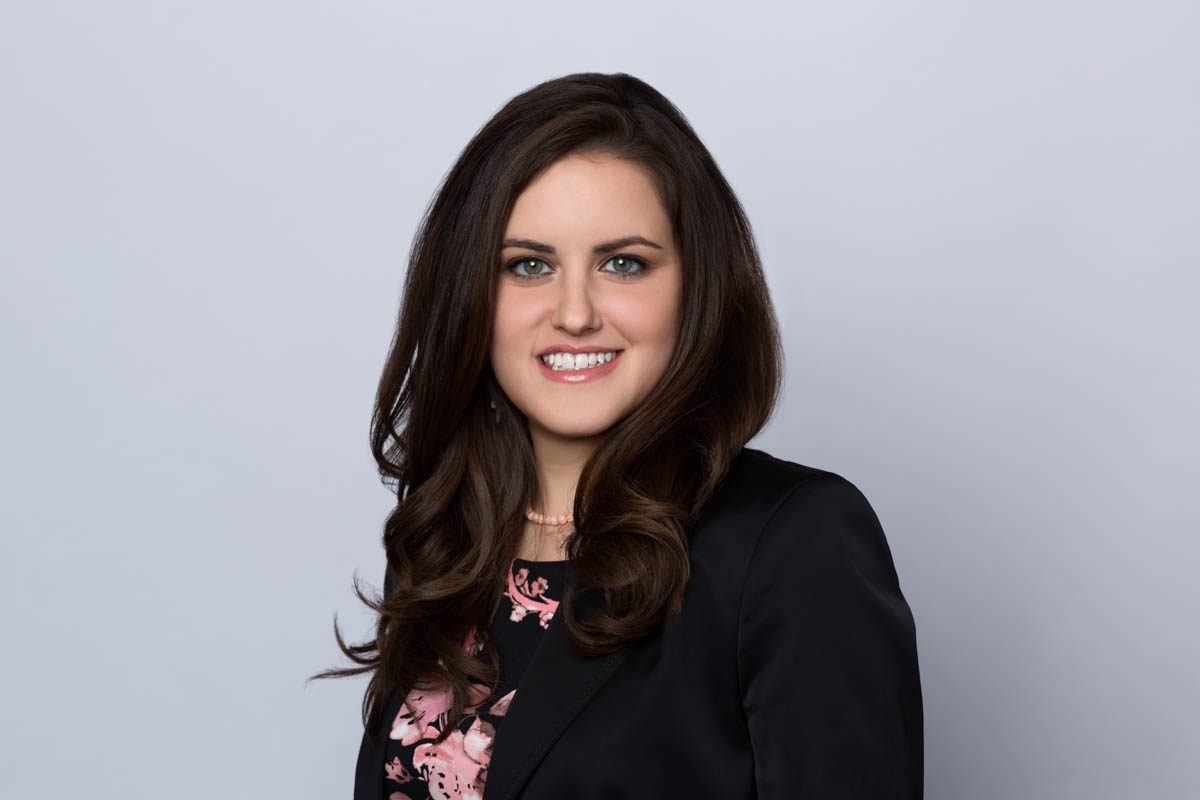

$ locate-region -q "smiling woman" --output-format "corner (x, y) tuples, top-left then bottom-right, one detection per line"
(309, 72), (923, 800)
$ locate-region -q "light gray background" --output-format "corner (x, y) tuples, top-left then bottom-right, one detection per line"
(2, 2), (1196, 798)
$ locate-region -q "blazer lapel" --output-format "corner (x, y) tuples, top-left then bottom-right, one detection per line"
(483, 584), (632, 800)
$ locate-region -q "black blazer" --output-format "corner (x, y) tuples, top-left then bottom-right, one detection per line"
(354, 447), (924, 799)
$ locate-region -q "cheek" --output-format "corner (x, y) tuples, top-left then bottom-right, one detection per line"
(490, 296), (540, 378)
(613, 288), (680, 344)
(491, 294), (523, 350)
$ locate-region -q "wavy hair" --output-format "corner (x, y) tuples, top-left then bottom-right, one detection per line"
(309, 72), (784, 749)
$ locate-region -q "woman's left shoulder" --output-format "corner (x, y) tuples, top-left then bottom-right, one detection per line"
(711, 447), (896, 578)
(717, 446), (879, 520)
(730, 447), (903, 595)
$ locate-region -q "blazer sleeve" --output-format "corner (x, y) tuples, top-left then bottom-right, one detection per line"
(738, 474), (924, 798)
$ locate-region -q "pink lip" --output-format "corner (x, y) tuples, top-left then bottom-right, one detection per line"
(536, 350), (623, 384)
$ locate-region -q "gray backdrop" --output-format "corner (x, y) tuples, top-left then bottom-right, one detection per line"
(2, 2), (1196, 798)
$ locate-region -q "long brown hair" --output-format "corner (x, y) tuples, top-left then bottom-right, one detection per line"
(309, 71), (784, 748)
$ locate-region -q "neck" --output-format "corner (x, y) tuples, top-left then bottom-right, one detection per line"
(520, 423), (602, 561)
(528, 424), (601, 517)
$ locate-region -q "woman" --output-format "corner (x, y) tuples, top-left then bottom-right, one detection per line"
(313, 71), (924, 799)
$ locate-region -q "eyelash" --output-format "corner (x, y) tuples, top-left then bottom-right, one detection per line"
(502, 254), (649, 282)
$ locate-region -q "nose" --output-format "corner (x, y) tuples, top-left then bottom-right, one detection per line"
(549, 264), (601, 335)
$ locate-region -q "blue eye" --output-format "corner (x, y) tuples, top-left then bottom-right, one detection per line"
(601, 254), (648, 279)
(502, 254), (649, 281)
(505, 257), (551, 279)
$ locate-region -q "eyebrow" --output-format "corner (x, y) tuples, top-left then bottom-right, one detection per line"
(500, 235), (664, 255)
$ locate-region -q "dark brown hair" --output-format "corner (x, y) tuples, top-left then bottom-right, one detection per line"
(309, 71), (783, 748)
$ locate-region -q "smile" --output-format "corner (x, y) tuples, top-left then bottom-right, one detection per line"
(540, 351), (619, 370)
(535, 350), (624, 384)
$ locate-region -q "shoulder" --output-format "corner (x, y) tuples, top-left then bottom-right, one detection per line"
(721, 446), (858, 503)
(688, 446), (898, 596)
(731, 449), (910, 650)
(721, 446), (901, 596)
(704, 446), (874, 535)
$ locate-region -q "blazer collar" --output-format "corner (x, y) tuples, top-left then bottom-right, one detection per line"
(483, 582), (632, 800)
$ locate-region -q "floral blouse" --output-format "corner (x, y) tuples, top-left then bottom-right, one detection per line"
(381, 557), (571, 800)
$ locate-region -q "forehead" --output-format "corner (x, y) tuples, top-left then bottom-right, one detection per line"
(504, 154), (671, 242)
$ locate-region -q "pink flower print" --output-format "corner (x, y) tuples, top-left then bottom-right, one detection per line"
(412, 724), (492, 800)
(391, 684), (454, 745)
(463, 680), (493, 714)
(462, 715), (497, 764)
(384, 755), (415, 785)
(391, 677), (492, 744)
(488, 688), (516, 717)
(504, 558), (561, 625)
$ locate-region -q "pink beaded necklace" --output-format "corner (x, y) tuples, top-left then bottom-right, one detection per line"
(524, 505), (574, 526)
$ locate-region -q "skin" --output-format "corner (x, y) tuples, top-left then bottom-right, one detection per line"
(490, 152), (683, 561)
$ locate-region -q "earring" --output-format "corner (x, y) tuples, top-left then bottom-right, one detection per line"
(489, 398), (500, 423)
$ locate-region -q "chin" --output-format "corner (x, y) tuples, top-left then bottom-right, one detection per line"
(532, 412), (618, 440)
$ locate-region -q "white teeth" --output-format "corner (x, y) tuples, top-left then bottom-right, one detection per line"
(540, 351), (619, 371)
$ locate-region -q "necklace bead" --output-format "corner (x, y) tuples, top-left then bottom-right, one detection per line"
(524, 505), (574, 526)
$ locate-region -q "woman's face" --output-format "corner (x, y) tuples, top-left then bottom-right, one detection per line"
(490, 152), (683, 443)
